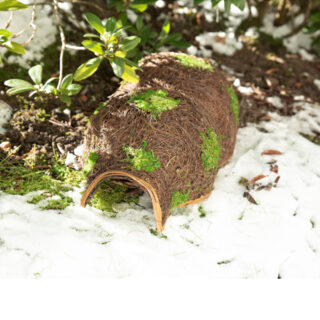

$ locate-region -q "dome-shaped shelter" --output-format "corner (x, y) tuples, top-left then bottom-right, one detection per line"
(80, 52), (239, 232)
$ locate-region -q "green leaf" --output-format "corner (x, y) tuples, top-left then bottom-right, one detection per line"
(121, 64), (139, 83)
(83, 33), (100, 39)
(120, 56), (141, 69)
(42, 83), (56, 94)
(194, 0), (206, 4)
(4, 40), (26, 54)
(67, 83), (82, 95)
(60, 73), (73, 90)
(111, 56), (124, 78)
(131, 0), (156, 4)
(224, 0), (231, 14)
(231, 0), (245, 10)
(74, 56), (103, 81)
(59, 94), (71, 106)
(0, 0), (28, 11)
(130, 4), (148, 12)
(28, 64), (42, 85)
(211, 0), (221, 7)
(0, 53), (2, 64)
(83, 151), (98, 176)
(136, 16), (143, 32)
(4, 79), (35, 89)
(6, 87), (34, 95)
(84, 13), (105, 35)
(0, 29), (12, 37)
(81, 40), (104, 55)
(121, 36), (141, 52)
(105, 17), (117, 34)
(162, 19), (170, 35)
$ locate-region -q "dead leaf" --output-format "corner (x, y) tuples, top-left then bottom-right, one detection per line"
(265, 68), (278, 74)
(270, 165), (279, 173)
(214, 35), (226, 44)
(259, 115), (272, 121)
(243, 191), (258, 205)
(261, 149), (282, 155)
(43, 193), (52, 198)
(250, 174), (267, 183)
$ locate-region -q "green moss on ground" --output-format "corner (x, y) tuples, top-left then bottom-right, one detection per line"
(0, 156), (83, 210)
(175, 54), (213, 72)
(128, 89), (180, 119)
(227, 87), (239, 123)
(88, 179), (138, 215)
(198, 206), (206, 218)
(170, 190), (190, 209)
(200, 128), (220, 174)
(123, 141), (161, 172)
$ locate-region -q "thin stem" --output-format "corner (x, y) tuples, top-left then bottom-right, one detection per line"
(4, 12), (14, 29)
(11, 0), (37, 39)
(65, 44), (86, 51)
(53, 0), (66, 90)
(22, 0), (38, 46)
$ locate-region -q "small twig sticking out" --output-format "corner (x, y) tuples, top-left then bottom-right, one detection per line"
(4, 12), (14, 29)
(11, 0), (37, 41)
(247, 0), (252, 20)
(23, 0), (38, 46)
(65, 44), (86, 51)
(53, 0), (66, 90)
(282, 0), (312, 38)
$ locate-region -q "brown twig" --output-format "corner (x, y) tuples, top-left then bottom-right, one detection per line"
(4, 12), (14, 29)
(11, 0), (37, 44)
(282, 0), (312, 38)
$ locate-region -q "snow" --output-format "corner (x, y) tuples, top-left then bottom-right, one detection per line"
(314, 79), (320, 91)
(267, 96), (284, 109)
(1, 101), (320, 278)
(0, 100), (12, 134)
(196, 31), (243, 57)
(0, 3), (57, 67)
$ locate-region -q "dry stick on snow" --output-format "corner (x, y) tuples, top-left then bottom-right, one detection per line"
(53, 0), (66, 90)
(11, 0), (38, 46)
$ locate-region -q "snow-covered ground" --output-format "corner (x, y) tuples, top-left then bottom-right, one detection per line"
(1, 101), (320, 278)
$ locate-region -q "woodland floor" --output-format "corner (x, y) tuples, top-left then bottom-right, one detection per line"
(0, 4), (320, 278)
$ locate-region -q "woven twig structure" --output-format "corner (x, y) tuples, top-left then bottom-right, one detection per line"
(81, 52), (238, 231)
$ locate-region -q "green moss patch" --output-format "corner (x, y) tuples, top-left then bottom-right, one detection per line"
(200, 128), (220, 174)
(175, 54), (213, 72)
(88, 179), (138, 215)
(123, 141), (161, 172)
(170, 190), (190, 209)
(227, 87), (239, 124)
(128, 90), (180, 119)
(83, 151), (98, 176)
(0, 157), (84, 211)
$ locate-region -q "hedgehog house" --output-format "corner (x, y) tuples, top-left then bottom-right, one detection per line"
(81, 52), (239, 232)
